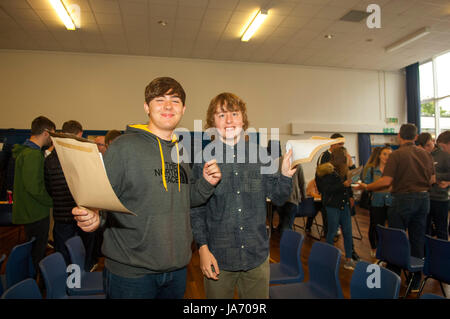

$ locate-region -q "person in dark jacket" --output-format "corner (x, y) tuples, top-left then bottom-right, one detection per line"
(427, 130), (450, 240)
(316, 147), (355, 270)
(44, 120), (98, 271)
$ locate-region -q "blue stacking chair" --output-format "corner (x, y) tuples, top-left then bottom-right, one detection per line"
(270, 242), (343, 299)
(2, 237), (36, 291)
(39, 252), (105, 299)
(350, 261), (401, 299)
(375, 225), (424, 298)
(418, 236), (450, 298)
(65, 236), (104, 296)
(270, 230), (304, 284)
(0, 254), (6, 296)
(1, 278), (42, 299)
(293, 197), (323, 240)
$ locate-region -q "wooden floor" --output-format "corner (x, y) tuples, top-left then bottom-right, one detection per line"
(1, 207), (448, 299)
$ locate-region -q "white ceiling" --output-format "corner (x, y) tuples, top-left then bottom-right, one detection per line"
(0, 0), (449, 71)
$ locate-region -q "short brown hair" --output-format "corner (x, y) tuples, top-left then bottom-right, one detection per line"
(399, 123), (417, 140)
(31, 116), (56, 136)
(437, 130), (450, 145)
(62, 120), (82, 135)
(144, 77), (186, 105)
(205, 92), (249, 130)
(105, 130), (122, 146)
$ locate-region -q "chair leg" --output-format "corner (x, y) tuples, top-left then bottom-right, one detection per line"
(417, 276), (429, 298)
(351, 215), (363, 240)
(439, 281), (447, 298)
(403, 270), (413, 298)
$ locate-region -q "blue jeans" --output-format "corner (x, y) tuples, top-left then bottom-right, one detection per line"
(427, 200), (449, 240)
(325, 205), (353, 258)
(388, 192), (429, 259)
(103, 267), (187, 299)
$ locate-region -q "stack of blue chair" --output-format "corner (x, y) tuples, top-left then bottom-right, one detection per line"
(1, 278), (42, 299)
(270, 230), (304, 285)
(270, 242), (343, 299)
(376, 225), (424, 298)
(39, 252), (105, 299)
(350, 261), (401, 299)
(418, 235), (450, 298)
(0, 237), (36, 294)
(65, 236), (104, 296)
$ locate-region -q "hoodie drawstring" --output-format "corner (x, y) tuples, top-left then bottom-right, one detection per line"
(129, 124), (180, 192)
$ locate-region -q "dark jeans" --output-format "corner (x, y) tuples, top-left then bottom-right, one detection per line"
(23, 216), (50, 273)
(103, 267), (187, 299)
(388, 192), (429, 288)
(53, 221), (99, 271)
(427, 200), (449, 240)
(368, 205), (389, 249)
(326, 205), (353, 258)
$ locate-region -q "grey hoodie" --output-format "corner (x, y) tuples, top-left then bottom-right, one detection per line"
(102, 124), (215, 277)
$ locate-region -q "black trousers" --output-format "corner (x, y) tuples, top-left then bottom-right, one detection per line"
(23, 216), (50, 273)
(368, 205), (389, 249)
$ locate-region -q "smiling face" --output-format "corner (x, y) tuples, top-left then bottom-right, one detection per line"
(213, 105), (244, 143)
(145, 91), (186, 139)
(379, 148), (392, 165)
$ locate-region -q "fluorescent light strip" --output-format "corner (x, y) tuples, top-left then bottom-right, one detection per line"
(385, 27), (430, 53)
(241, 10), (268, 42)
(49, 0), (76, 30)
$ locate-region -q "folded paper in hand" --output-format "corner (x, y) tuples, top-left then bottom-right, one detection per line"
(286, 136), (345, 168)
(50, 133), (134, 214)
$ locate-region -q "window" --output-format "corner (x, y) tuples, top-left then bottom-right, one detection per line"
(420, 51), (450, 137)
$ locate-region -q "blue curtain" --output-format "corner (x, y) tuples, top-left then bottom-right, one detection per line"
(405, 62), (421, 133)
(358, 133), (371, 167)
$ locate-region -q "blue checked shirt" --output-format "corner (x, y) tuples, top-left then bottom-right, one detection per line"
(190, 139), (292, 271)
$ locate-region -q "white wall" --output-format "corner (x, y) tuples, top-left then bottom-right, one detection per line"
(0, 49), (406, 180)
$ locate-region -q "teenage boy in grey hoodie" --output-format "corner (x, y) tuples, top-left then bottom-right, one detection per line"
(72, 77), (221, 299)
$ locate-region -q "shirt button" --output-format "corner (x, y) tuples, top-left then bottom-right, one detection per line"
(240, 227), (243, 230)
(238, 208), (242, 212)
(235, 172), (238, 176)
(237, 190), (240, 194)
(241, 245), (245, 249)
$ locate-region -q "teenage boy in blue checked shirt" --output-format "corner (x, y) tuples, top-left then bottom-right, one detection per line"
(190, 92), (295, 299)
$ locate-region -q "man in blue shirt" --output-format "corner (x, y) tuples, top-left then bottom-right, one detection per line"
(190, 92), (295, 299)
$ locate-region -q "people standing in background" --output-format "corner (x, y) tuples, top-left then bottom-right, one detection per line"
(427, 130), (450, 240)
(362, 145), (393, 258)
(417, 132), (435, 154)
(105, 130), (122, 148)
(12, 116), (55, 271)
(356, 124), (435, 292)
(45, 120), (99, 271)
(315, 147), (355, 270)
(94, 136), (107, 155)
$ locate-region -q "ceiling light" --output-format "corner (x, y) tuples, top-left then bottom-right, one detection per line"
(158, 20), (168, 26)
(385, 27), (430, 53)
(241, 9), (268, 42)
(49, 0), (76, 30)
(324, 34), (334, 39)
